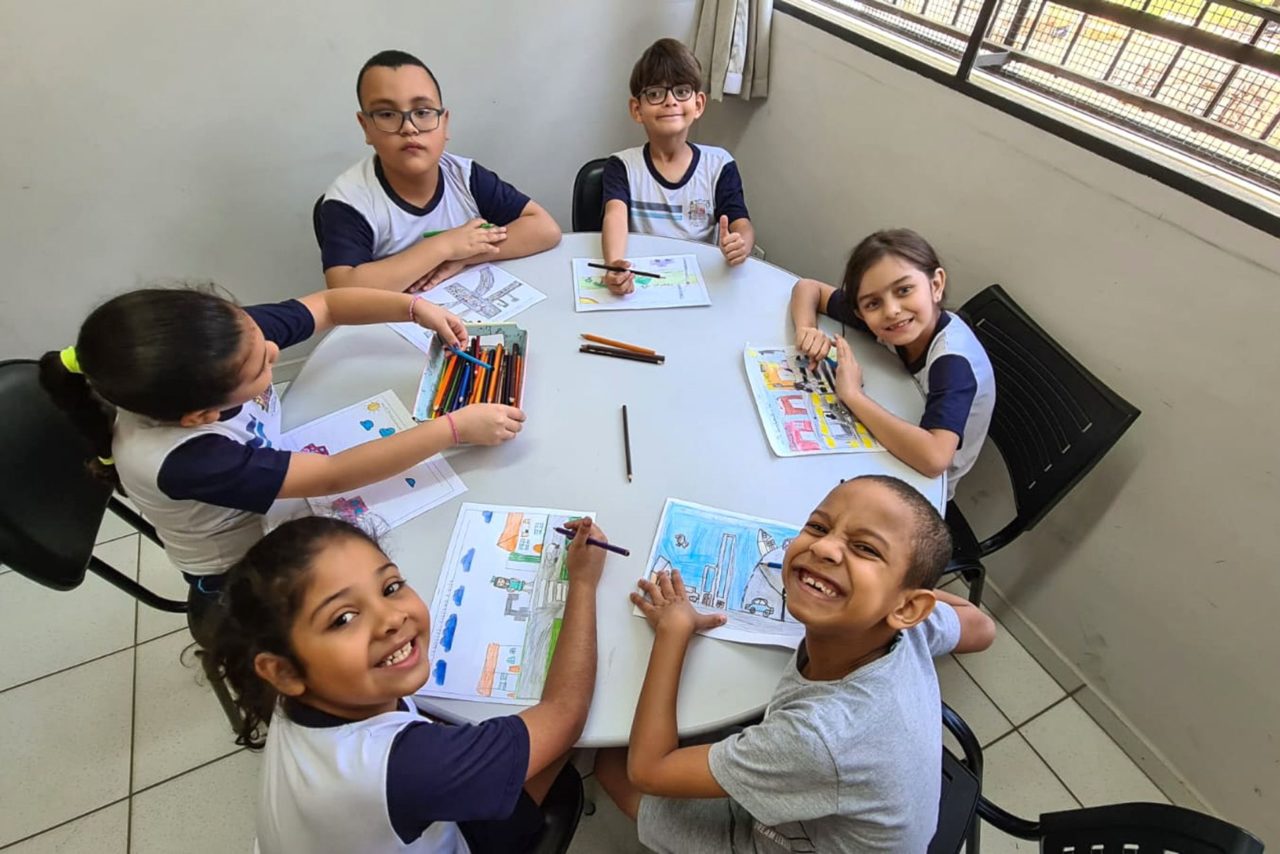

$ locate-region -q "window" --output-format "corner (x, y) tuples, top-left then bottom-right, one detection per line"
(779, 0), (1280, 227)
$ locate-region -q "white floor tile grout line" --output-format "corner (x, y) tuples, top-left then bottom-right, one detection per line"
(0, 625), (191, 697)
(0, 798), (131, 851)
(128, 746), (248, 799)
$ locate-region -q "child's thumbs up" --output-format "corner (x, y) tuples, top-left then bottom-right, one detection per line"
(719, 215), (730, 243)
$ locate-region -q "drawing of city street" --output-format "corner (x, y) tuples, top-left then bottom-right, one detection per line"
(420, 504), (588, 706)
(640, 499), (805, 648)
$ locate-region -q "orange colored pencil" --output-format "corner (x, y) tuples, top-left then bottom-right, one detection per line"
(470, 350), (489, 405)
(580, 333), (656, 356)
(431, 355), (459, 416)
(487, 343), (504, 403)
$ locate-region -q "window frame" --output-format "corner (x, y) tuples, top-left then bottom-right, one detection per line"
(777, 0), (1280, 238)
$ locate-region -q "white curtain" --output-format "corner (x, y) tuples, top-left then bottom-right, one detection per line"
(694, 0), (773, 101)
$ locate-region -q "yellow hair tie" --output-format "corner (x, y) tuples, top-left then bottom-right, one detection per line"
(97, 456), (115, 466)
(59, 346), (83, 375)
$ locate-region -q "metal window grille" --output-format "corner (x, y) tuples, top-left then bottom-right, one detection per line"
(813, 0), (1280, 194)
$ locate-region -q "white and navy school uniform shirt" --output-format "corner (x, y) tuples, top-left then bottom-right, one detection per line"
(602, 143), (749, 243)
(256, 699), (533, 854)
(827, 295), (995, 498)
(318, 152), (531, 271)
(111, 301), (314, 575)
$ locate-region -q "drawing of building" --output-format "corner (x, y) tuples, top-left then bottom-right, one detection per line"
(476, 643), (522, 697)
(700, 532), (736, 608)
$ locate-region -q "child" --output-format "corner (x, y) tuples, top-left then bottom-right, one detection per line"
(595, 476), (996, 852)
(40, 286), (524, 616)
(203, 514), (609, 854)
(790, 229), (995, 497)
(319, 50), (561, 294)
(600, 38), (754, 295)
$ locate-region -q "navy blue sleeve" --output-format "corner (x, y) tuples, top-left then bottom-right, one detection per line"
(319, 199), (376, 270)
(821, 288), (869, 332)
(386, 715), (531, 843)
(469, 163), (531, 226)
(713, 161), (750, 224)
(601, 156), (631, 207)
(157, 434), (292, 513)
(920, 354), (979, 445)
(243, 300), (315, 349)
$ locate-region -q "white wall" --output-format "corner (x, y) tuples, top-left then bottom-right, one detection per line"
(699, 12), (1280, 843)
(0, 0), (698, 357)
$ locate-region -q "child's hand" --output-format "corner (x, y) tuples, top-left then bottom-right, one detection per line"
(564, 518), (608, 588)
(796, 326), (833, 367)
(441, 219), (507, 261)
(411, 302), (468, 349)
(413, 259), (469, 292)
(834, 336), (864, 402)
(450, 404), (526, 445)
(603, 259), (635, 295)
(718, 216), (748, 266)
(631, 568), (726, 638)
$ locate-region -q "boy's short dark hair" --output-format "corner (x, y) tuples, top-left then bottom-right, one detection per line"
(846, 475), (953, 590)
(356, 50), (442, 108)
(629, 38), (703, 97)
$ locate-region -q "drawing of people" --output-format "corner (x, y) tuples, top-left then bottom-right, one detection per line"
(491, 576), (527, 592)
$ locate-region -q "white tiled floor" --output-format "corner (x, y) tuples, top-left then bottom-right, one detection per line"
(1, 526), (1169, 852)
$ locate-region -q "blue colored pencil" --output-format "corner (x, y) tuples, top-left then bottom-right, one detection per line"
(448, 345), (493, 371)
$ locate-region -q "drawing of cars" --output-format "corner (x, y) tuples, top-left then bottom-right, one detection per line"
(744, 597), (774, 618)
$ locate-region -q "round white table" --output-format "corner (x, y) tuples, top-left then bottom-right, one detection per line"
(283, 232), (944, 746)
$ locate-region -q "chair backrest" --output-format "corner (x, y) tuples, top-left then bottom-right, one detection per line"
(928, 749), (980, 854)
(0, 359), (110, 590)
(571, 158), (608, 232)
(959, 285), (1140, 552)
(1039, 802), (1265, 854)
(312, 195), (325, 250)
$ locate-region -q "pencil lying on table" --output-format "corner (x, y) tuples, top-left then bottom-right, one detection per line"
(554, 526), (631, 557)
(586, 262), (665, 279)
(581, 333), (657, 355)
(579, 345), (665, 365)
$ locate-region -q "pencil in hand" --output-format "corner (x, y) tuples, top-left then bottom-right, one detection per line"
(554, 525), (631, 557)
(587, 261), (665, 279)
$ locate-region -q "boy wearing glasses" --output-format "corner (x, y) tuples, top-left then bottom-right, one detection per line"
(600, 38), (755, 295)
(320, 50), (561, 293)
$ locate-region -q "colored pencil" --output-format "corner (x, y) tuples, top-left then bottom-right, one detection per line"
(622, 404), (633, 483)
(488, 344), (504, 403)
(554, 526), (631, 557)
(448, 345), (492, 371)
(431, 354), (459, 416)
(579, 345), (665, 365)
(501, 352), (512, 406)
(586, 261), (664, 279)
(452, 364), (473, 412)
(470, 349), (488, 405)
(580, 333), (657, 355)
(438, 357), (464, 417)
(512, 345), (524, 408)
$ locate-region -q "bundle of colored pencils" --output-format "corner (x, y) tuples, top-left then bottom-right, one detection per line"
(578, 334), (665, 365)
(427, 339), (524, 418)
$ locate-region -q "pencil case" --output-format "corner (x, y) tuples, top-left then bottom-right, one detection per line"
(413, 323), (528, 421)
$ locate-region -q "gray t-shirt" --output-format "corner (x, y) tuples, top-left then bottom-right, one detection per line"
(638, 602), (961, 854)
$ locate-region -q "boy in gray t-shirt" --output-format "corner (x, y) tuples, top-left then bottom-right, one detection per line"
(595, 476), (996, 853)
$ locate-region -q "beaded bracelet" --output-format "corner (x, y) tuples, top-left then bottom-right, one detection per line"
(409, 293), (425, 323)
(444, 412), (460, 446)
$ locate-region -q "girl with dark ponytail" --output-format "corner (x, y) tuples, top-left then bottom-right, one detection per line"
(41, 285), (527, 617)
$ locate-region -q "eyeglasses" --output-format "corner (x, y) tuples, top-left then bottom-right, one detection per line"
(638, 84), (697, 106)
(363, 106), (445, 134)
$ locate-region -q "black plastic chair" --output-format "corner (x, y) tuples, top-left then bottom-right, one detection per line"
(0, 358), (241, 730)
(930, 743), (982, 853)
(312, 194), (325, 249)
(530, 763), (586, 854)
(944, 284), (1141, 605)
(571, 158), (608, 232)
(941, 702), (1264, 854)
